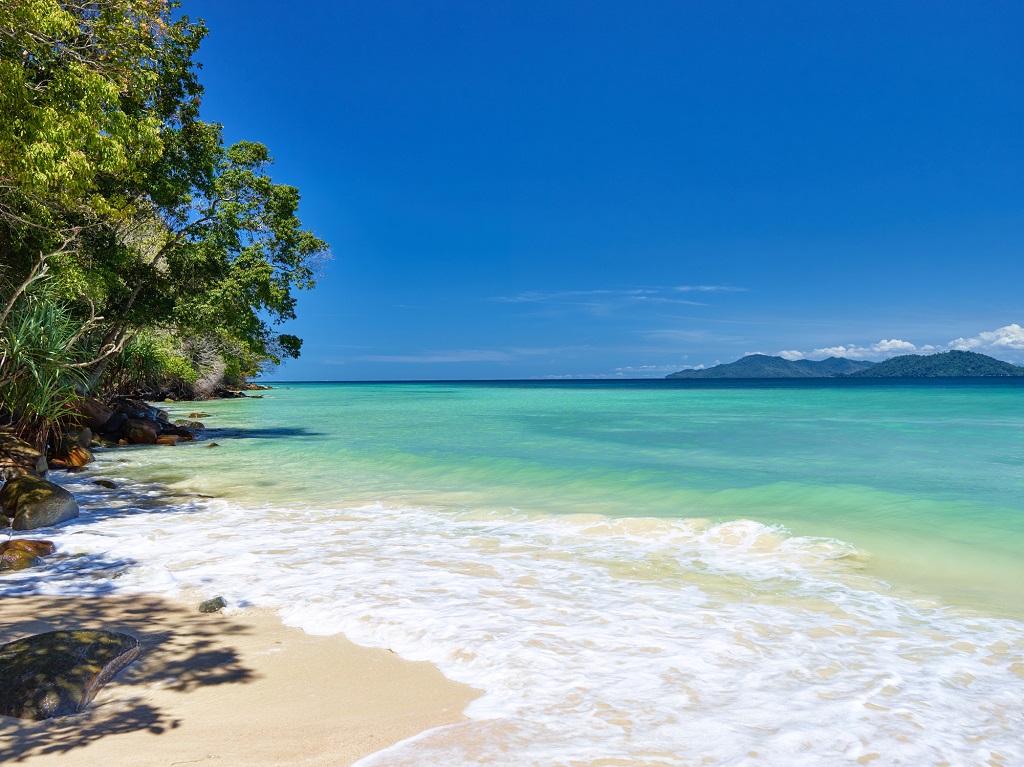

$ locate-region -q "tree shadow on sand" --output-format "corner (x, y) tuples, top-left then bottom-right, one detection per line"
(0, 594), (257, 762)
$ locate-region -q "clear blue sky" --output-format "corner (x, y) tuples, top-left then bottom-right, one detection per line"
(188, 0), (1024, 379)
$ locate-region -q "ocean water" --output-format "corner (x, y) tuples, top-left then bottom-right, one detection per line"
(4, 380), (1024, 766)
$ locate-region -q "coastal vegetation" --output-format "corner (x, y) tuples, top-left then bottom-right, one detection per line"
(0, 1), (328, 447)
(847, 349), (1024, 377)
(667, 350), (1024, 379)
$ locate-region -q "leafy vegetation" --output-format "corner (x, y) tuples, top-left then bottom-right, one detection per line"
(0, 1), (328, 441)
(847, 350), (1024, 378)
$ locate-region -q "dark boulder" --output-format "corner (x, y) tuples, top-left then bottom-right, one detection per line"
(0, 630), (141, 720)
(160, 426), (196, 441)
(123, 418), (160, 445)
(73, 398), (115, 433)
(0, 476), (79, 530)
(102, 411), (128, 435)
(92, 479), (117, 489)
(0, 433), (47, 479)
(174, 419), (205, 429)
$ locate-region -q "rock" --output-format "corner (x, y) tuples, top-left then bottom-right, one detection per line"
(102, 411), (127, 435)
(0, 630), (141, 720)
(198, 596), (227, 613)
(66, 466), (86, 474)
(189, 412), (212, 419)
(0, 549), (40, 571)
(124, 418), (159, 445)
(206, 442), (220, 448)
(160, 426), (196, 441)
(117, 439), (128, 446)
(174, 419), (205, 429)
(48, 458), (69, 470)
(65, 445), (94, 467)
(163, 398), (175, 403)
(76, 427), (93, 449)
(0, 539), (56, 557)
(0, 433), (48, 479)
(110, 397), (156, 421)
(73, 398), (115, 433)
(0, 539), (54, 571)
(154, 408), (170, 424)
(92, 479), (117, 489)
(0, 476), (80, 530)
(155, 435), (179, 446)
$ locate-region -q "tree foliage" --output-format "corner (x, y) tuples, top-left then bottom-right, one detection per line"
(0, 0), (328, 431)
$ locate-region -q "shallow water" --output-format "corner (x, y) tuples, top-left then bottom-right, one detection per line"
(4, 380), (1023, 765)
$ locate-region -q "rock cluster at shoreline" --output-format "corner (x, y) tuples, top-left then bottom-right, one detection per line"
(0, 388), (267, 720)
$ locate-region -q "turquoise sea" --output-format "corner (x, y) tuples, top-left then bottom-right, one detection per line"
(6, 380), (1024, 765)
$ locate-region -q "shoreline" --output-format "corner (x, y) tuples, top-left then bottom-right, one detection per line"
(1, 393), (482, 765)
(0, 593), (481, 766)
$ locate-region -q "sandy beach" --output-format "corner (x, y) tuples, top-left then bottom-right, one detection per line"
(0, 594), (480, 765)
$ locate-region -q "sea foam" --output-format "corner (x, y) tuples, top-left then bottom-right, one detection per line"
(2, 470), (1022, 767)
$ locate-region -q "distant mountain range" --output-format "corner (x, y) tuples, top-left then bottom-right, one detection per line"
(666, 350), (1024, 379)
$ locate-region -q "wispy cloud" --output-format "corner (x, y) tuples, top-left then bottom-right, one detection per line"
(672, 285), (746, 293)
(778, 324), (1024, 362)
(493, 285), (744, 314)
(357, 346), (583, 364)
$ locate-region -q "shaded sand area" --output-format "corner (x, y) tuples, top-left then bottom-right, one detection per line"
(0, 594), (479, 765)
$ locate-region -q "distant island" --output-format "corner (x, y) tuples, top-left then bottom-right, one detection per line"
(666, 350), (1024, 379)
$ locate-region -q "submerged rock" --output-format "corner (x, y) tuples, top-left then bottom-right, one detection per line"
(189, 412), (212, 419)
(174, 419), (205, 429)
(0, 475), (79, 530)
(0, 630), (141, 720)
(92, 479), (117, 489)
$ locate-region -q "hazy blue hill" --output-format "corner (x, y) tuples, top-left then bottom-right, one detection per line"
(666, 354), (875, 379)
(847, 350), (1024, 377)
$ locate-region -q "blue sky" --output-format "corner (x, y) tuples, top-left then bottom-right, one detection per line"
(188, 1), (1024, 379)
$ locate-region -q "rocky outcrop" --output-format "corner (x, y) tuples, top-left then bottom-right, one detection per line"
(0, 476), (79, 530)
(72, 397), (115, 433)
(0, 630), (141, 720)
(0, 432), (47, 479)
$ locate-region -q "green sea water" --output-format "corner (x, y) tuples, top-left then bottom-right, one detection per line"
(139, 378), (1024, 617)
(16, 379), (1024, 765)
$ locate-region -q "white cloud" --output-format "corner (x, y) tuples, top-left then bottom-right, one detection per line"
(777, 324), (1024, 362)
(948, 324), (1024, 352)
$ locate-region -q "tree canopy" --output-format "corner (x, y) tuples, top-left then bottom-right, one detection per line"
(1, 0), (328, 437)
